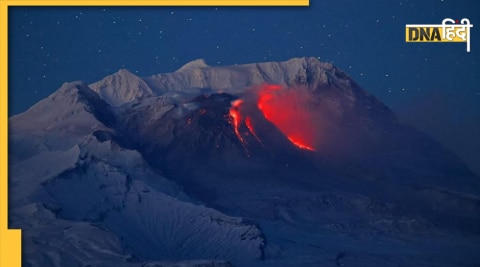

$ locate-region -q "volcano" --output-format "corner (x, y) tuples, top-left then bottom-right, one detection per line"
(9, 57), (480, 267)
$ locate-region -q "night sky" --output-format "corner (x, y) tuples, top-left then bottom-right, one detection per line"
(8, 0), (480, 174)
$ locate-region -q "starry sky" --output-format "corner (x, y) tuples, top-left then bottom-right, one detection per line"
(7, 0), (480, 174)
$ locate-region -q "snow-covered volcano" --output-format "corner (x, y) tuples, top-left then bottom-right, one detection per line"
(9, 57), (480, 267)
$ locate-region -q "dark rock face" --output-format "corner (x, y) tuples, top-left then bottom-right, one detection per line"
(9, 57), (480, 267)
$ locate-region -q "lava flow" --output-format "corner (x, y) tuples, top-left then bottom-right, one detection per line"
(287, 137), (315, 151)
(228, 84), (318, 152)
(245, 116), (262, 144)
(229, 99), (245, 145)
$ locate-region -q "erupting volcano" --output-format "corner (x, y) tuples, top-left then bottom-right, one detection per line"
(229, 84), (317, 151)
(9, 57), (480, 267)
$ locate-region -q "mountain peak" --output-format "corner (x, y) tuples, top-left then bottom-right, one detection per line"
(176, 59), (209, 72)
(89, 68), (154, 107)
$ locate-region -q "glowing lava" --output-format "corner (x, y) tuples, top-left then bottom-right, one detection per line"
(287, 137), (315, 151)
(245, 116), (262, 144)
(229, 99), (245, 145)
(257, 84), (317, 151)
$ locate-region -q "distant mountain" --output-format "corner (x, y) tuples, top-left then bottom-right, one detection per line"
(9, 57), (480, 267)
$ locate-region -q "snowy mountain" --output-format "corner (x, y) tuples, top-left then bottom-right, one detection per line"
(9, 57), (480, 266)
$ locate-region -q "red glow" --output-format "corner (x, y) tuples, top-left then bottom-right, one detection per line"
(257, 84), (317, 151)
(228, 84), (317, 152)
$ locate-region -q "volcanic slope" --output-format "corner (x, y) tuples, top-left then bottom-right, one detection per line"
(9, 57), (480, 267)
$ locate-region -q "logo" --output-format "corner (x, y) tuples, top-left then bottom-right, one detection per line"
(405, 18), (473, 52)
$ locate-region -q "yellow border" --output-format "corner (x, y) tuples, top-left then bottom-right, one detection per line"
(0, 2), (22, 267)
(0, 1), (309, 267)
(2, 0), (309, 6)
